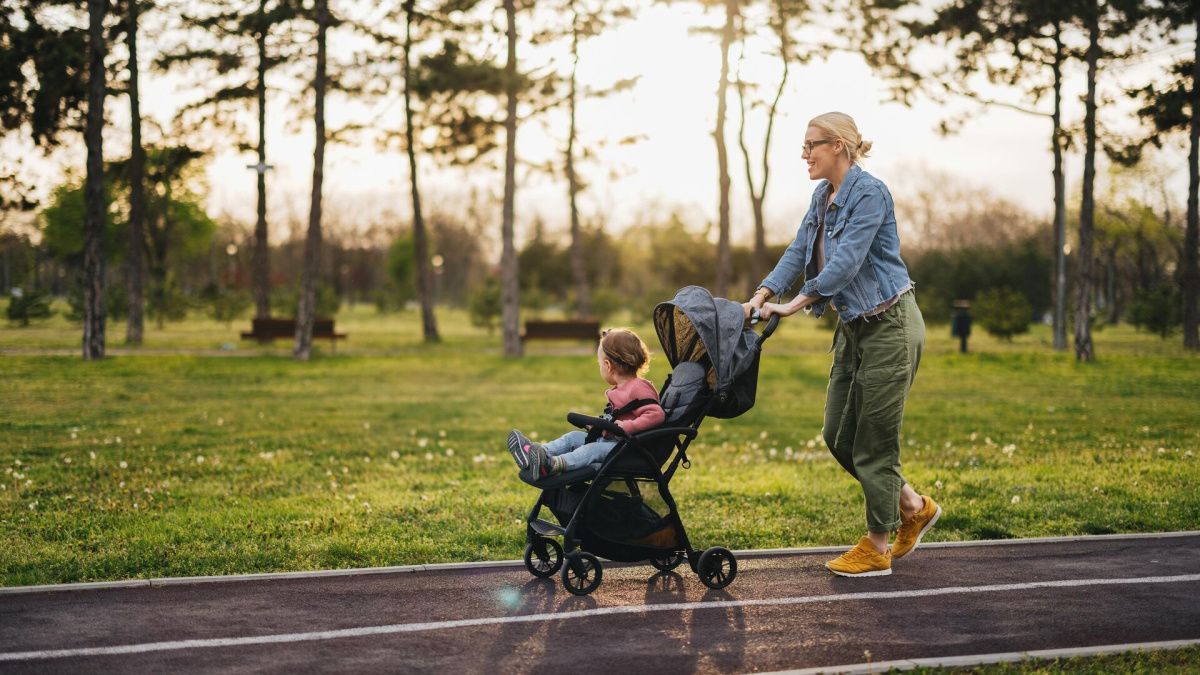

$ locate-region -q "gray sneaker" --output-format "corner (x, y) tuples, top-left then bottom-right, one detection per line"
(507, 429), (530, 470)
(521, 441), (549, 484)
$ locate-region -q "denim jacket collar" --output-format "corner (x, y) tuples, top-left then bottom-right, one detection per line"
(814, 164), (865, 213)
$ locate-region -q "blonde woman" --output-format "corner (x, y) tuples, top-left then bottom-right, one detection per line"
(743, 112), (939, 577)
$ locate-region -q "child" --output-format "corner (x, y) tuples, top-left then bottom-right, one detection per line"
(508, 327), (665, 482)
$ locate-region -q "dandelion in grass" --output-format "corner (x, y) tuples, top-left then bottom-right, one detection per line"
(472, 453), (488, 464)
(760, 430), (769, 440)
(363, 422), (371, 430)
(439, 430), (446, 438)
(28, 501), (37, 511)
(1011, 495), (1021, 504)
(70, 431), (78, 440)
(63, 457), (72, 464)
(135, 428), (141, 435)
(196, 455), (205, 464)
(806, 440), (816, 449)
(424, 452), (434, 461)
(119, 460), (128, 469)
(935, 480), (944, 489)
(417, 438), (428, 448)
(445, 448), (455, 457)
(389, 450), (400, 460)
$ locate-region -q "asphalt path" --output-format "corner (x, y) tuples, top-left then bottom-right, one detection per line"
(2, 533), (1198, 674)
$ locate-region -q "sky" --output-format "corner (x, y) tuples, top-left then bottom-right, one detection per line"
(9, 3), (1194, 251)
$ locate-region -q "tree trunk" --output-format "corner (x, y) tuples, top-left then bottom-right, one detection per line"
(501, 0), (522, 357)
(566, 3), (591, 318)
(253, 0), (271, 320)
(124, 0), (145, 346)
(1051, 28), (1067, 351)
(294, 0), (327, 361)
(713, 0), (736, 299)
(82, 0), (107, 360)
(1074, 11), (1098, 362)
(404, 1), (440, 342)
(1184, 13), (1200, 350)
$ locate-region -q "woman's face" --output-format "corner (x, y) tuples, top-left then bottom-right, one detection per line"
(803, 126), (842, 183)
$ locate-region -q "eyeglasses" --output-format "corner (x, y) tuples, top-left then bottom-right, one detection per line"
(802, 139), (833, 156)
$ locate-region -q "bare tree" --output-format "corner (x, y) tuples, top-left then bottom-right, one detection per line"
(83, 0), (107, 360)
(501, 0), (521, 357)
(295, 0), (330, 361)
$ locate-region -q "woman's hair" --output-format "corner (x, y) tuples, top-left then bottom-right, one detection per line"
(600, 328), (651, 376)
(809, 112), (873, 164)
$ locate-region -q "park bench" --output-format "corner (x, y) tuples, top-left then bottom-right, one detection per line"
(241, 318), (347, 352)
(521, 319), (601, 345)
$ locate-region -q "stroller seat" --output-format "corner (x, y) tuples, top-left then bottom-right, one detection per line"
(519, 361), (710, 490)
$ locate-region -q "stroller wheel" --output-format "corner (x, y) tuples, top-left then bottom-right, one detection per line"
(697, 547), (737, 590)
(561, 552), (602, 596)
(649, 551), (686, 572)
(523, 538), (563, 578)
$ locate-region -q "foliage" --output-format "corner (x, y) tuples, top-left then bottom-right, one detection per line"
(468, 275), (502, 333)
(5, 288), (53, 326)
(272, 283), (340, 319)
(65, 281), (129, 322)
(203, 285), (253, 328)
(974, 287), (1033, 341)
(1128, 283), (1182, 339)
(908, 235), (1050, 324)
(386, 234), (417, 306)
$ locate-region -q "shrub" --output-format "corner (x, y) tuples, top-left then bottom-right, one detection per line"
(1128, 283), (1182, 338)
(974, 287), (1032, 341)
(6, 288), (53, 326)
(469, 276), (502, 334)
(206, 287), (253, 328)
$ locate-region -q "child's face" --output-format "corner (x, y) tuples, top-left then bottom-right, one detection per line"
(596, 345), (619, 385)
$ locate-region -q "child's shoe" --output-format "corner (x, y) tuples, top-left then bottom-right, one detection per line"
(521, 441), (550, 483)
(507, 430), (531, 470)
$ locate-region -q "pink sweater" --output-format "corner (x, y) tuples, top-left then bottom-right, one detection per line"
(606, 377), (666, 436)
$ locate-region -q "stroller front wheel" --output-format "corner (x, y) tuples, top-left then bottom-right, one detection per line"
(523, 538), (564, 578)
(561, 552), (602, 595)
(697, 547), (737, 590)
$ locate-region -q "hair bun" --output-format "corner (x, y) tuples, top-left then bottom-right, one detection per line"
(858, 139), (873, 158)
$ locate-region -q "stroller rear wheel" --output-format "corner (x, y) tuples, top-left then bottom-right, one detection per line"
(649, 551), (686, 572)
(523, 538), (564, 578)
(697, 547), (737, 590)
(561, 552), (602, 595)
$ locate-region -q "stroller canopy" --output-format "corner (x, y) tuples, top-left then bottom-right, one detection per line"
(653, 286), (762, 419)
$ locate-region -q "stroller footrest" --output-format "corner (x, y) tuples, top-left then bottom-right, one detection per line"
(530, 518), (566, 537)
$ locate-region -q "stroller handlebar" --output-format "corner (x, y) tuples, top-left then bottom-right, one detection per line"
(566, 412), (626, 438)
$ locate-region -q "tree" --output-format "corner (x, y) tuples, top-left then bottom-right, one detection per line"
(294, 0), (330, 361)
(118, 0), (148, 345)
(401, 0), (439, 342)
(501, 0), (521, 357)
(714, 0), (736, 298)
(83, 0), (107, 360)
(156, 0), (301, 320)
(858, 0), (1077, 350)
(975, 287), (1033, 340)
(734, 0), (816, 292)
(1129, 0), (1200, 350)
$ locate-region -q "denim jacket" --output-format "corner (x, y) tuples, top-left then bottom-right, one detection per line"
(759, 164), (913, 322)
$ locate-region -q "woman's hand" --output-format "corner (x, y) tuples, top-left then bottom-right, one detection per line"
(759, 294), (818, 320)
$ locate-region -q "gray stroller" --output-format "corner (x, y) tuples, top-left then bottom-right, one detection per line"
(518, 286), (780, 595)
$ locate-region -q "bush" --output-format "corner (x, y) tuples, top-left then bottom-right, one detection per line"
(6, 288), (53, 326)
(469, 276), (502, 334)
(271, 284), (340, 319)
(1128, 283), (1182, 338)
(206, 287), (253, 328)
(66, 282), (130, 322)
(974, 287), (1032, 341)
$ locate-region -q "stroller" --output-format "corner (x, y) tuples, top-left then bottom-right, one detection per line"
(518, 286), (780, 595)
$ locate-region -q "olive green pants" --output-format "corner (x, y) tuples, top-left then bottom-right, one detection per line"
(823, 291), (925, 533)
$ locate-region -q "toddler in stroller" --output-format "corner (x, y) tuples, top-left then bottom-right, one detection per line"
(508, 328), (665, 482)
(512, 287), (780, 595)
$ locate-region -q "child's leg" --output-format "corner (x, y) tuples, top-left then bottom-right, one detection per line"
(557, 439), (618, 471)
(542, 431), (588, 457)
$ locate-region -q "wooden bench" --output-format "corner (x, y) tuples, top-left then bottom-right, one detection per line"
(241, 318), (347, 352)
(521, 319), (601, 344)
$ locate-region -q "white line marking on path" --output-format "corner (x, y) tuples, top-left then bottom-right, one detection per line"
(771, 638), (1200, 674)
(2, 573), (1198, 662)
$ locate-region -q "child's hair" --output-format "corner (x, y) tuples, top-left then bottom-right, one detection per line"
(600, 328), (651, 376)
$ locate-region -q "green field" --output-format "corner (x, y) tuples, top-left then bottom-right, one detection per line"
(1, 304), (1198, 588)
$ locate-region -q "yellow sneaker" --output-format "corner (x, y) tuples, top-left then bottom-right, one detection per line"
(891, 495), (941, 560)
(825, 537), (892, 577)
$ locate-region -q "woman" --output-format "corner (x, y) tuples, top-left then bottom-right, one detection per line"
(743, 112), (940, 577)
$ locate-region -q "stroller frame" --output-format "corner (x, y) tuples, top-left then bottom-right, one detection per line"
(521, 385), (734, 595)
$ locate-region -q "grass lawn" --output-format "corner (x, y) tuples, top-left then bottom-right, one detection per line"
(1, 303), (1198, 588)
